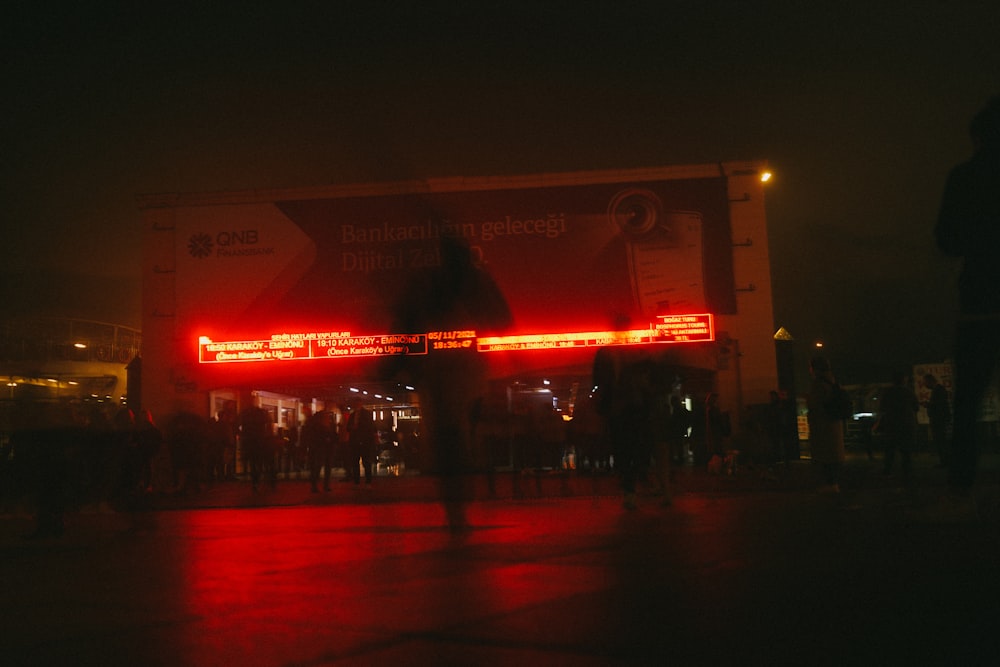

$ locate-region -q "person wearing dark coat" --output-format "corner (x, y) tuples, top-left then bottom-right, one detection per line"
(922, 374), (951, 469)
(303, 408), (335, 492)
(238, 404), (272, 492)
(935, 95), (1000, 494)
(874, 372), (919, 485)
(593, 346), (655, 510)
(345, 398), (377, 485)
(806, 356), (846, 493)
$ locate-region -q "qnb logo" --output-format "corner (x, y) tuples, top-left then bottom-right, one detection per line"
(188, 230), (264, 258)
(188, 233), (214, 258)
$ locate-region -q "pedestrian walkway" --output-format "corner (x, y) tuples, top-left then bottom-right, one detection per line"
(139, 449), (1000, 513)
(2, 451), (998, 666)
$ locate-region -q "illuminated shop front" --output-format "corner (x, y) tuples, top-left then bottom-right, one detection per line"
(140, 162), (779, 470)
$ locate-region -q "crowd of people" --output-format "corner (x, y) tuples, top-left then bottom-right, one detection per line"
(0, 396), (391, 536)
(158, 399), (391, 495)
(587, 342), (960, 510)
(593, 344), (756, 509)
(0, 362), (963, 529)
(1, 401), (163, 537)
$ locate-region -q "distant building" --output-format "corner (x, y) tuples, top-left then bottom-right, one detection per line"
(0, 316), (140, 400)
(0, 316), (141, 437)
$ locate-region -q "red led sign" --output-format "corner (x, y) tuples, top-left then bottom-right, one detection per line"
(476, 314), (715, 352)
(198, 333), (430, 364)
(651, 313), (715, 342)
(197, 315), (713, 364)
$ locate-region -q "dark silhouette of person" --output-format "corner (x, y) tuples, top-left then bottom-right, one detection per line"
(18, 401), (80, 538)
(922, 373), (951, 468)
(135, 409), (163, 492)
(687, 392), (707, 466)
(387, 232), (513, 531)
(565, 387), (605, 471)
(935, 95), (1000, 494)
(335, 404), (352, 482)
(593, 345), (655, 509)
(764, 390), (784, 464)
(649, 374), (681, 505)
(110, 405), (140, 509)
(205, 410), (231, 484)
(874, 371), (919, 486)
(84, 404), (116, 510)
(704, 391), (730, 464)
(238, 403), (271, 492)
(806, 355), (846, 493)
(215, 404), (239, 480)
(777, 389), (800, 461)
(667, 394), (692, 466)
(116, 407), (160, 531)
(345, 396), (376, 485)
(302, 406), (335, 492)
(164, 406), (207, 495)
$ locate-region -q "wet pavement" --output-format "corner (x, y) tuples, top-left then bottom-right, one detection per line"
(3, 452), (1000, 666)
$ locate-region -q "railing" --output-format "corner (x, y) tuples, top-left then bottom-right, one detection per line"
(0, 317), (141, 365)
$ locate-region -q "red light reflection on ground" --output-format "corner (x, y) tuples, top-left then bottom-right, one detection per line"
(176, 504), (465, 661)
(172, 500), (616, 655)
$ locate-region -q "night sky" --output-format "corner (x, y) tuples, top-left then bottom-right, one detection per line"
(3, 2), (998, 385)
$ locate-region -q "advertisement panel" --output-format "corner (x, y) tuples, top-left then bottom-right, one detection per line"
(174, 177), (734, 374)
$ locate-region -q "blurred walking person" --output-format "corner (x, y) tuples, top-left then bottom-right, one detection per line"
(649, 383), (686, 506)
(303, 407), (335, 492)
(704, 392), (730, 468)
(84, 404), (115, 512)
(164, 406), (207, 495)
(386, 233), (513, 531)
(594, 346), (655, 510)
(135, 409), (163, 493)
(110, 406), (138, 508)
(874, 372), (919, 487)
(667, 394), (692, 467)
(806, 356), (846, 493)
(345, 397), (376, 485)
(336, 404), (352, 482)
(18, 402), (80, 539)
(922, 374), (951, 469)
(239, 403), (271, 492)
(205, 410), (232, 484)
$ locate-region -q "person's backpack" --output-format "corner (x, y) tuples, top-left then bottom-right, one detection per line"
(824, 381), (853, 420)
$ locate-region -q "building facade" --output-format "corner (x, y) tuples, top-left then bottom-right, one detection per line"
(140, 162), (778, 469)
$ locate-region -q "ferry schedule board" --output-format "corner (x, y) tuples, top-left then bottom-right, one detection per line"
(477, 314), (714, 352)
(198, 315), (713, 364)
(198, 333), (430, 364)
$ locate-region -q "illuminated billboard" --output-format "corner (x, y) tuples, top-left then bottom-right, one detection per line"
(174, 177), (735, 351)
(142, 161), (784, 428)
